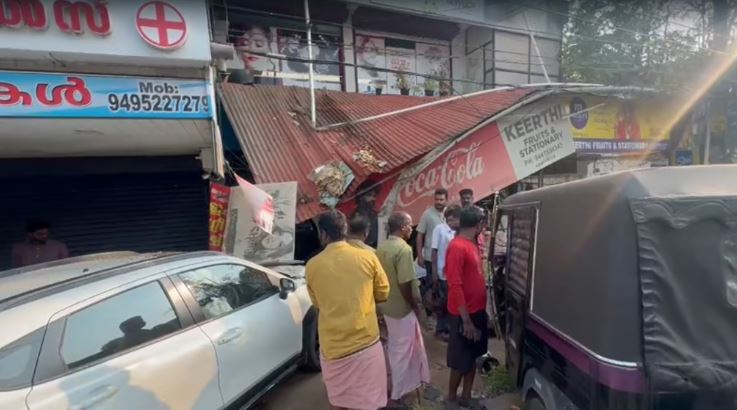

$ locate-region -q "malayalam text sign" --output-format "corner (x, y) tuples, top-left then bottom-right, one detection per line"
(0, 71), (212, 119)
(0, 0), (210, 67)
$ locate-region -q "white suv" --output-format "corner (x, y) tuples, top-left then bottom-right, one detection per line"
(0, 251), (319, 410)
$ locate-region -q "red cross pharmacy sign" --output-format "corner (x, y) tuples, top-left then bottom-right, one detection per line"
(135, 1), (188, 51)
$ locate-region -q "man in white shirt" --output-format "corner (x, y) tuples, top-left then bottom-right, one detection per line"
(430, 204), (462, 340)
(416, 188), (448, 313)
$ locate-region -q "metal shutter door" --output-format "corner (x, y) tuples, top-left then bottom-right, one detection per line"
(0, 172), (208, 270)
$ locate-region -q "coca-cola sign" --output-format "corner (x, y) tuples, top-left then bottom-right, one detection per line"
(396, 140), (486, 208)
(389, 119), (517, 219)
(386, 98), (576, 220)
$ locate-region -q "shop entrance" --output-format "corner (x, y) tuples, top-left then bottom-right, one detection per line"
(0, 157), (209, 270)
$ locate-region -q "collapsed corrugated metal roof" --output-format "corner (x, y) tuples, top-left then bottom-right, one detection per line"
(219, 84), (534, 221)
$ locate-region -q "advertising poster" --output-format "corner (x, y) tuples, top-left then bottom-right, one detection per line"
(416, 42), (450, 91)
(386, 45), (416, 95)
(231, 25), (342, 89)
(385, 99), (576, 220)
(567, 95), (672, 153)
(209, 183), (231, 251)
(277, 29), (342, 91)
(226, 181), (298, 264)
(356, 35), (387, 94)
(231, 25), (278, 74)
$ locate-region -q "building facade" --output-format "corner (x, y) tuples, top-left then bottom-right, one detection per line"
(0, 0), (218, 268)
(210, 0), (566, 95)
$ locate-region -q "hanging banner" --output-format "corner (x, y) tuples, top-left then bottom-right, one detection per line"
(226, 181), (297, 263)
(234, 175), (274, 234)
(384, 98), (575, 220)
(208, 183), (231, 251)
(0, 71), (212, 119)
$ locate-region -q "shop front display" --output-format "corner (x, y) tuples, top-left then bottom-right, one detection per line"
(0, 70), (215, 269)
(0, 0), (218, 269)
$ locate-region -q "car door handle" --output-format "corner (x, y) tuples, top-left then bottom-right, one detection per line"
(217, 327), (244, 345)
(71, 385), (119, 410)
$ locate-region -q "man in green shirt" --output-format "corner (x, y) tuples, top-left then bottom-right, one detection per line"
(376, 212), (430, 405)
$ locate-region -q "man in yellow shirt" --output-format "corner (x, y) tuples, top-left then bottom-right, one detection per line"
(306, 210), (390, 410)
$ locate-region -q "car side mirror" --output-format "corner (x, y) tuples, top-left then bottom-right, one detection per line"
(279, 278), (296, 300)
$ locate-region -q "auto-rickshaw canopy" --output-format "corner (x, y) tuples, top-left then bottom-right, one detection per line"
(502, 165), (737, 392)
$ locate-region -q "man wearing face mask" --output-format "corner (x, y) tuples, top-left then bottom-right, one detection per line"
(306, 210), (390, 410)
(12, 219), (69, 268)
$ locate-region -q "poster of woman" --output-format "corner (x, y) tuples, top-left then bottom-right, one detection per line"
(356, 35), (387, 93)
(615, 101), (642, 140)
(232, 25), (277, 74)
(277, 29), (342, 90)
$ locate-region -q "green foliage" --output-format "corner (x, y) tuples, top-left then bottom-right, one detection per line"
(561, 0), (727, 90)
(484, 366), (515, 397)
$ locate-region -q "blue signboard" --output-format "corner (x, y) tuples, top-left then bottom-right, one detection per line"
(0, 71), (212, 119)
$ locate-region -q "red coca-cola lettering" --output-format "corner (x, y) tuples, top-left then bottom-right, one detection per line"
(35, 76), (92, 107)
(54, 0), (110, 36)
(0, 0), (45, 29)
(398, 141), (485, 208)
(0, 82), (32, 106)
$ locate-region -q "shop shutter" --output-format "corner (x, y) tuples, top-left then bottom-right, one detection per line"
(0, 171), (208, 270)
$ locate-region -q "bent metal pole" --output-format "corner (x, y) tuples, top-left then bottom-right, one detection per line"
(305, 0), (316, 127)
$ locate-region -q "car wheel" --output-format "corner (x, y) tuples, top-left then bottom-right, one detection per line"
(525, 395), (546, 410)
(301, 311), (321, 372)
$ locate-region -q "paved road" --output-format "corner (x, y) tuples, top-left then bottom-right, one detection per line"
(253, 331), (520, 409)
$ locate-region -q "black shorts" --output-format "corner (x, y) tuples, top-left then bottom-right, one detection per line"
(447, 311), (489, 374)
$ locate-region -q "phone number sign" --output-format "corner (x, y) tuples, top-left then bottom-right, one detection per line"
(0, 71), (212, 119)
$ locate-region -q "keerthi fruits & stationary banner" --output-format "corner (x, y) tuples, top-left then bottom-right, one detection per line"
(385, 99), (576, 220)
(566, 95), (672, 153)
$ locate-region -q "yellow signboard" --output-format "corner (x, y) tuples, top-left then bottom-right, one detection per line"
(566, 96), (672, 153)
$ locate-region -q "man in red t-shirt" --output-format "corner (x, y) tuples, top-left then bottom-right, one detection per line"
(444, 206), (488, 409)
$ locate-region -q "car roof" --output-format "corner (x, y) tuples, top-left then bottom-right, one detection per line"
(0, 251), (220, 306)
